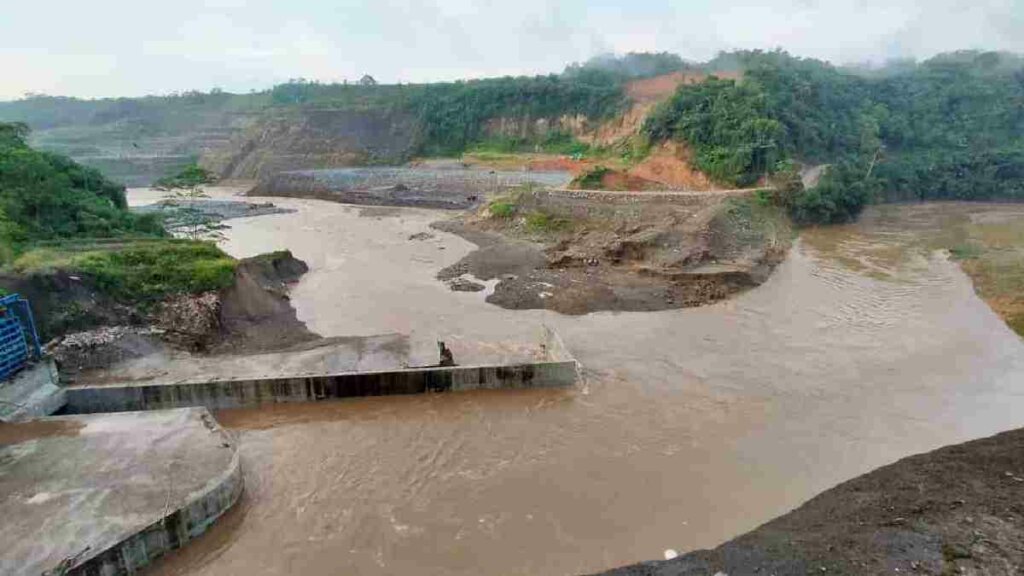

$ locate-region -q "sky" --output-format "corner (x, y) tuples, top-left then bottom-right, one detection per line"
(2, 0), (1023, 100)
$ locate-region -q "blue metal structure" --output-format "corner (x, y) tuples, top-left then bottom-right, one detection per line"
(0, 293), (42, 381)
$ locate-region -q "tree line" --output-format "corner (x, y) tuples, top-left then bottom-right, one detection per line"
(0, 122), (163, 261)
(644, 50), (1024, 223)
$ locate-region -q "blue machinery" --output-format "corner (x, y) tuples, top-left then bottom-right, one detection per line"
(0, 293), (42, 382)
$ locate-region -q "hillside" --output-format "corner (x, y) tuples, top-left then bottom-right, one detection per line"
(0, 92), (267, 186)
(643, 50), (1024, 222)
(0, 64), (637, 184)
(3, 50), (1024, 225)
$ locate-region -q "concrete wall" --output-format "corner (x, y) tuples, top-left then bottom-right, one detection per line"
(518, 189), (755, 223)
(65, 360), (579, 415)
(68, 412), (243, 576)
(0, 358), (66, 422)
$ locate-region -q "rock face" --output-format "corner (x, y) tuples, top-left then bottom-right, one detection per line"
(203, 108), (419, 180)
(596, 427), (1024, 576)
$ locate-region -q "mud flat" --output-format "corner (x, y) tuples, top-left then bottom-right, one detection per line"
(435, 188), (789, 314)
(598, 427), (1024, 575)
(0, 408), (241, 576)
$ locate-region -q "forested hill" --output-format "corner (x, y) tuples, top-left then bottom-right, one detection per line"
(3, 50), (1024, 225)
(645, 50), (1024, 223)
(0, 121), (162, 260)
(0, 53), (691, 177)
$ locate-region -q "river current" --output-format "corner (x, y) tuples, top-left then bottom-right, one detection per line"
(141, 193), (1024, 576)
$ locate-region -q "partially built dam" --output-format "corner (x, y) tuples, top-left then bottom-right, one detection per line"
(0, 304), (580, 576)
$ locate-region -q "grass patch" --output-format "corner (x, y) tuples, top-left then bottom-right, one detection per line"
(11, 238), (237, 304)
(524, 211), (571, 234)
(488, 201), (516, 219)
(588, 136), (653, 167)
(948, 217), (1024, 338)
(949, 242), (983, 260)
(468, 132), (591, 156)
(716, 196), (794, 254)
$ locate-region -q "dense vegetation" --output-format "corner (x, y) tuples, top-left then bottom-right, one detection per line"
(409, 74), (625, 156)
(266, 73), (627, 156)
(13, 240), (236, 303)
(2, 56), (668, 161)
(0, 122), (236, 306)
(0, 122), (163, 259)
(563, 52), (692, 79)
(645, 50), (1024, 223)
(5, 51), (1024, 225)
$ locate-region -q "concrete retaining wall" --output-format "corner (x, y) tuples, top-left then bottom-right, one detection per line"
(0, 358), (66, 422)
(68, 412), (243, 576)
(518, 188), (756, 222)
(546, 188), (758, 204)
(65, 360), (579, 415)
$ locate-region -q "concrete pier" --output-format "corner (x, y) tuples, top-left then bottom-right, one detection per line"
(0, 408), (241, 576)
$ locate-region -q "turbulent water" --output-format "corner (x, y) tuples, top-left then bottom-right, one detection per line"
(143, 194), (1024, 576)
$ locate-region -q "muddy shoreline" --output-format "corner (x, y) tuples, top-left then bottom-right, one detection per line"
(431, 193), (789, 315)
(598, 427), (1024, 575)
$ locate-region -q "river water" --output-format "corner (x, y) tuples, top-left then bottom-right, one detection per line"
(146, 195), (1024, 576)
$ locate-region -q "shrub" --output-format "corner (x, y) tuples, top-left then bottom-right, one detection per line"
(949, 242), (983, 260)
(524, 211), (570, 234)
(572, 166), (611, 189)
(13, 240), (237, 304)
(790, 162), (877, 225)
(488, 201), (516, 219)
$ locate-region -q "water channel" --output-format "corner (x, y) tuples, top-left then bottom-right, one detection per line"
(139, 192), (1024, 575)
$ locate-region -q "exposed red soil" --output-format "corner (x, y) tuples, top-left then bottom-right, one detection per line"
(629, 142), (720, 191)
(625, 71), (739, 104)
(587, 71), (744, 146)
(596, 169), (665, 191)
(524, 156), (595, 175)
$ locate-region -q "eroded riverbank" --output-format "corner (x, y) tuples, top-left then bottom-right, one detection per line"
(141, 198), (1024, 576)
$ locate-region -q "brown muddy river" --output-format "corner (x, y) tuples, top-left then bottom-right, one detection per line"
(144, 194), (1024, 576)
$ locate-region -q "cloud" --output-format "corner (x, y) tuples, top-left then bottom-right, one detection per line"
(1, 0), (1023, 99)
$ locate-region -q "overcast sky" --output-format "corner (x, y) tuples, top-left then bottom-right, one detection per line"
(3, 0), (1023, 100)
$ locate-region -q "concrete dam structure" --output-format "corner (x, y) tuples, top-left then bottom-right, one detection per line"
(0, 318), (579, 574)
(64, 327), (580, 415)
(0, 408), (241, 576)
(66, 360), (580, 414)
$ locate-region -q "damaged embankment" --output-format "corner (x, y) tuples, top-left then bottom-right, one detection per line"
(598, 427), (1024, 576)
(0, 248), (316, 380)
(434, 187), (791, 315)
